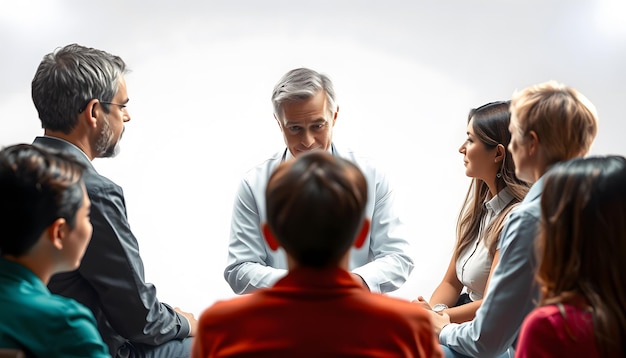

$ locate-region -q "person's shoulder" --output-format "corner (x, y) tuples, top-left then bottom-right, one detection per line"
(241, 150), (284, 181)
(198, 294), (260, 323)
(34, 294), (108, 354)
(520, 305), (566, 338)
(334, 145), (389, 178)
(16, 291), (94, 329)
(43, 293), (95, 318)
(33, 136), (122, 190)
(527, 303), (590, 322)
(507, 193), (541, 223)
(82, 167), (121, 193)
(499, 201), (541, 250)
(336, 145), (373, 165)
(525, 305), (562, 321)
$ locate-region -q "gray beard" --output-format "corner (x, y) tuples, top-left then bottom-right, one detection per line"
(102, 141), (121, 158)
(95, 116), (121, 158)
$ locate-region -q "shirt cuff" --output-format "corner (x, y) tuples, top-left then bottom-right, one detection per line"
(439, 322), (459, 344)
(178, 312), (192, 337)
(351, 267), (380, 293)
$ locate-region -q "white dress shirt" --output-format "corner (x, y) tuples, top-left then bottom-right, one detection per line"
(224, 143), (414, 294)
(440, 178), (543, 357)
(455, 187), (515, 301)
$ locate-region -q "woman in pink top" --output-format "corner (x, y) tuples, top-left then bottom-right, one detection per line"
(516, 155), (626, 357)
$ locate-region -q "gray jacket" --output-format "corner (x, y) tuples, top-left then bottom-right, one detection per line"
(34, 136), (190, 356)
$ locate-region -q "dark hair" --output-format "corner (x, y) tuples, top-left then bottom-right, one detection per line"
(537, 155), (626, 356)
(455, 101), (529, 260)
(0, 144), (86, 256)
(265, 150), (368, 267)
(31, 43), (128, 133)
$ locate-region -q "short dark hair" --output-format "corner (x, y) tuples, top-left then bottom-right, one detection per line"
(265, 150), (368, 267)
(0, 144), (86, 256)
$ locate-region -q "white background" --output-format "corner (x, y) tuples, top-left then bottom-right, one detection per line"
(1, 0), (625, 316)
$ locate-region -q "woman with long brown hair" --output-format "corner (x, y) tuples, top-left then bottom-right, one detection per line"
(416, 101), (529, 323)
(432, 80), (598, 358)
(516, 155), (626, 357)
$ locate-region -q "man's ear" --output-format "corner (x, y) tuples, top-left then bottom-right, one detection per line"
(262, 223), (280, 251)
(273, 113), (284, 132)
(81, 99), (100, 129)
(353, 218), (370, 249)
(495, 143), (505, 163)
(46, 218), (67, 250)
(332, 106), (339, 126)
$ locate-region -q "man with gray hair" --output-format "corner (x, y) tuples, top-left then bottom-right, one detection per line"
(224, 67), (414, 294)
(31, 43), (196, 358)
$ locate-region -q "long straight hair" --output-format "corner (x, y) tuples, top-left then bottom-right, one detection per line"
(455, 101), (529, 260)
(537, 155), (626, 356)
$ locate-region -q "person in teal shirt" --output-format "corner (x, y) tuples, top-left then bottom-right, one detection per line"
(0, 144), (110, 357)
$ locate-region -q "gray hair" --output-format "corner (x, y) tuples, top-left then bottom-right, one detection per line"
(271, 68), (337, 118)
(31, 43), (128, 134)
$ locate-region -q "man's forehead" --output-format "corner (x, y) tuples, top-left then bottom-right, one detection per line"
(284, 117), (327, 125)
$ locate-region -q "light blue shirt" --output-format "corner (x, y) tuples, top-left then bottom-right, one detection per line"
(440, 177), (543, 357)
(224, 144), (414, 294)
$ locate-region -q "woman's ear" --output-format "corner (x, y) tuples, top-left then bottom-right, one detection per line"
(46, 218), (67, 250)
(495, 143), (506, 163)
(353, 219), (370, 249)
(262, 223), (280, 251)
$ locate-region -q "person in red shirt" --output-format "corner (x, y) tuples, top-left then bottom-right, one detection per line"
(516, 155), (626, 357)
(193, 150), (442, 358)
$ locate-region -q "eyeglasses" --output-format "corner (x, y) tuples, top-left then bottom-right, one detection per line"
(100, 101), (128, 111)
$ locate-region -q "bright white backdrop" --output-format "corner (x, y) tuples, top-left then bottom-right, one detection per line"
(1, 0), (625, 316)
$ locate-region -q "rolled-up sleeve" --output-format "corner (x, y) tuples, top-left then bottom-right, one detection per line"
(223, 176), (287, 294)
(351, 165), (414, 293)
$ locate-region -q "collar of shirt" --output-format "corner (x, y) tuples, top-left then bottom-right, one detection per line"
(273, 266), (363, 292)
(484, 186), (515, 217)
(41, 135), (93, 163)
(0, 257), (49, 296)
(283, 143), (335, 162)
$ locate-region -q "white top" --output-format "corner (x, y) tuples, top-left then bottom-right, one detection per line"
(455, 187), (515, 301)
(224, 143), (415, 294)
(440, 177), (544, 357)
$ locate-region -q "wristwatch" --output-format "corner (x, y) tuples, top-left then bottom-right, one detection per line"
(432, 303), (449, 313)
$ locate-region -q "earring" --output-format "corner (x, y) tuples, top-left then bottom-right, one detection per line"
(496, 172), (502, 178)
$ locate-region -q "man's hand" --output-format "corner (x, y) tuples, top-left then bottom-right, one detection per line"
(175, 307), (198, 336)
